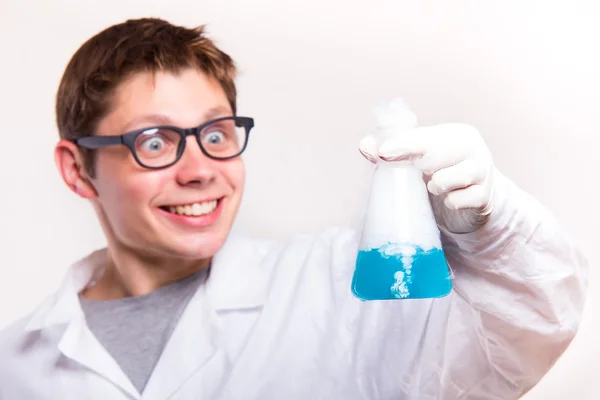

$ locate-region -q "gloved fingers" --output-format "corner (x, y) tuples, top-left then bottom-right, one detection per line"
(377, 127), (428, 162)
(426, 159), (488, 196)
(414, 147), (470, 176)
(378, 125), (473, 173)
(443, 184), (491, 211)
(358, 136), (379, 164)
(363, 124), (489, 176)
(415, 125), (490, 175)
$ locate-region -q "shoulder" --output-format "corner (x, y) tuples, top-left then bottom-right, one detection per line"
(0, 313), (67, 397)
(278, 226), (360, 253)
(0, 250), (101, 383)
(288, 227), (360, 268)
(226, 227), (360, 279)
(0, 315), (31, 354)
(0, 305), (64, 363)
(265, 227), (361, 291)
(0, 315), (38, 383)
(243, 227), (360, 270)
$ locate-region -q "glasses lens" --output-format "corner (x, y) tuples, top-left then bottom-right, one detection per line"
(199, 118), (247, 159)
(134, 128), (181, 168)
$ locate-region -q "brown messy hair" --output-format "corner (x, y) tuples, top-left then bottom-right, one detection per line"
(55, 18), (237, 177)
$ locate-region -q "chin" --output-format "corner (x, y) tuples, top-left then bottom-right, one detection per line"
(168, 231), (229, 260)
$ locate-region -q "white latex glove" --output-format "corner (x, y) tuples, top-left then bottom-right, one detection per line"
(359, 123), (496, 234)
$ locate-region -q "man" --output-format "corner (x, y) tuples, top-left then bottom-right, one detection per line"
(0, 18), (588, 399)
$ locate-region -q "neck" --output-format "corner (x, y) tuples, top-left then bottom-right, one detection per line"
(81, 244), (210, 301)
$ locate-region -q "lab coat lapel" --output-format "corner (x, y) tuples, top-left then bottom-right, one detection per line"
(58, 316), (140, 399)
(32, 251), (139, 398)
(141, 284), (229, 400)
(141, 233), (269, 399)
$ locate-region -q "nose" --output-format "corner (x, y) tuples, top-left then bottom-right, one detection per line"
(174, 135), (217, 187)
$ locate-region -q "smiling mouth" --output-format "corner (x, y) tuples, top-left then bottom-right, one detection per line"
(160, 199), (221, 217)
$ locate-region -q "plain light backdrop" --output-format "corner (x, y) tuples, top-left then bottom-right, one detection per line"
(0, 1), (598, 399)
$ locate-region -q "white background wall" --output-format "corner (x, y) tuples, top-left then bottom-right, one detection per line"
(0, 1), (598, 398)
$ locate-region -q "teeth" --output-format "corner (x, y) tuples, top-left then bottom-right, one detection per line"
(192, 203), (202, 215)
(168, 200), (218, 217)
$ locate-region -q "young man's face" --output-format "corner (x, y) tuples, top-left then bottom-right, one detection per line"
(89, 68), (245, 261)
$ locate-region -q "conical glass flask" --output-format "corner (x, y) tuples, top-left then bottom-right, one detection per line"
(351, 99), (452, 301)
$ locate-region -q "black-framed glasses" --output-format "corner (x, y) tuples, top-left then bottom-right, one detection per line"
(75, 116), (254, 169)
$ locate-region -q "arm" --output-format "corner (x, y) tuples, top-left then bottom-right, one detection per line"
(358, 99), (588, 397)
(441, 170), (587, 397)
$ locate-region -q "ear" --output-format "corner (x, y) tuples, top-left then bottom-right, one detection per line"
(54, 140), (98, 199)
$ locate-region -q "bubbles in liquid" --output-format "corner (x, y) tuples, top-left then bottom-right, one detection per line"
(352, 245), (452, 301)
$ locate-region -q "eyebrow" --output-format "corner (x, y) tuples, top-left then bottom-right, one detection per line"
(122, 106), (232, 132)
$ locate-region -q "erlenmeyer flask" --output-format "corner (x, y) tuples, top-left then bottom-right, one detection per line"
(351, 99), (452, 301)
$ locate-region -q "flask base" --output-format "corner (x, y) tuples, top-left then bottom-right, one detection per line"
(351, 246), (452, 301)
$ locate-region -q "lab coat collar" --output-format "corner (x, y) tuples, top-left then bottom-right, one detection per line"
(24, 231), (268, 332)
(206, 231), (269, 311)
(25, 249), (106, 332)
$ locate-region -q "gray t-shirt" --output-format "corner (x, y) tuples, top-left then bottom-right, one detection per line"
(79, 268), (208, 394)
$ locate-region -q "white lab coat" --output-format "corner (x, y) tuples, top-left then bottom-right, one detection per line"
(0, 172), (588, 400)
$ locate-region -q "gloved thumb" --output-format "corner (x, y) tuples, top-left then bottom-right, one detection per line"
(359, 136), (379, 164)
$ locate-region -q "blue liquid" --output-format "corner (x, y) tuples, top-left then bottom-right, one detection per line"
(351, 246), (452, 300)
